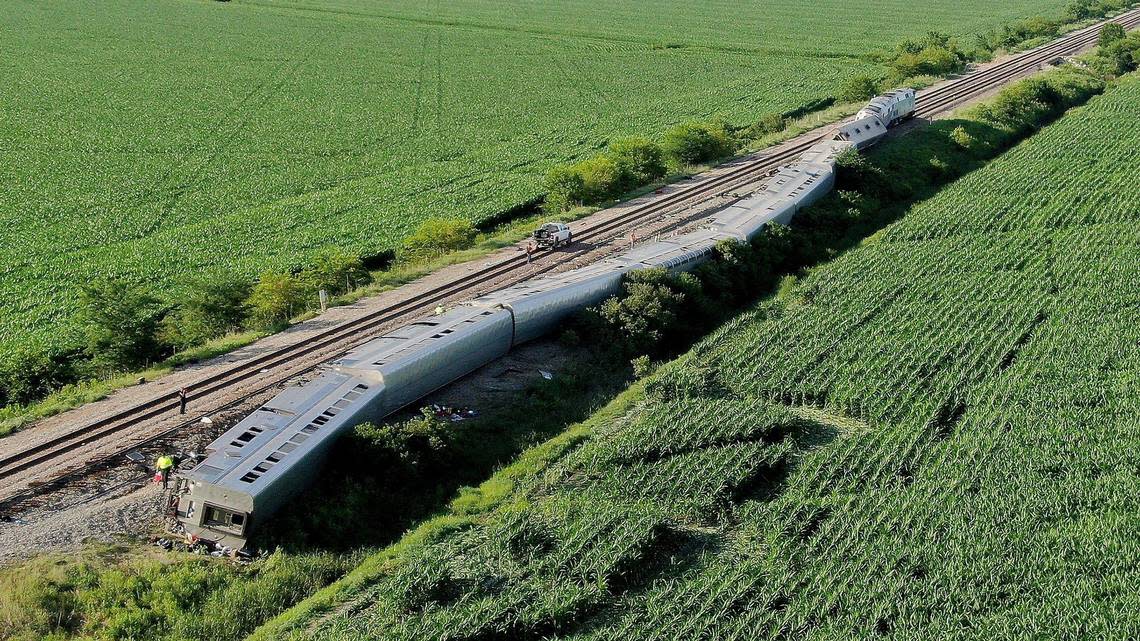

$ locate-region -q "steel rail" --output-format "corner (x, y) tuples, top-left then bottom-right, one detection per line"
(917, 11), (1140, 116)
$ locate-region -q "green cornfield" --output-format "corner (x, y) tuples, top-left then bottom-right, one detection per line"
(287, 74), (1140, 639)
(0, 0), (1074, 376)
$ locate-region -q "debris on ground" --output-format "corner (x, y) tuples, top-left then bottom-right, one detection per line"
(427, 404), (478, 422)
(150, 532), (254, 563)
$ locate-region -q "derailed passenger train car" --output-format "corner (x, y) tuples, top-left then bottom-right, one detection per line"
(176, 306), (514, 548)
(176, 90), (913, 548)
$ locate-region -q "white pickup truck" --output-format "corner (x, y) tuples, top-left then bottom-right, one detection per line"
(533, 222), (573, 249)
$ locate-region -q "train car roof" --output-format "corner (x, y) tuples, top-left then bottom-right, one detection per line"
(183, 370), (367, 491)
(332, 306), (506, 377)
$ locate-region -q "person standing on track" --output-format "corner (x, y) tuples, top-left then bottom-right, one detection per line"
(526, 241), (535, 264)
(178, 387), (189, 415)
(156, 454), (175, 490)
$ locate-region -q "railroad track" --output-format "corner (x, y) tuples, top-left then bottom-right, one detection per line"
(1, 8), (1136, 510)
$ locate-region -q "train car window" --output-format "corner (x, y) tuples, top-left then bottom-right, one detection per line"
(204, 505), (248, 533)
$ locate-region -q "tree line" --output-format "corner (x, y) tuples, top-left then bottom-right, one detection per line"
(0, 217), (484, 410)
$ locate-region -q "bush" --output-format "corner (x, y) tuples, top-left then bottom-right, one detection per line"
(589, 268), (705, 357)
(245, 272), (304, 330)
(661, 121), (735, 166)
(950, 125), (977, 150)
(79, 278), (166, 371)
(1089, 32), (1140, 76)
(979, 17), (1061, 51)
(300, 247), (370, 297)
(976, 72), (1105, 133)
(402, 218), (478, 259)
(347, 410), (453, 477)
(544, 165), (587, 213)
(757, 112), (787, 135)
(838, 75), (880, 103)
(573, 155), (625, 202)
(887, 31), (967, 80)
(0, 347), (79, 408)
(608, 137), (666, 188)
(1099, 22), (1126, 46)
(544, 138), (666, 212)
(159, 271), (251, 350)
(1066, 0), (1131, 21)
(631, 355), (653, 378)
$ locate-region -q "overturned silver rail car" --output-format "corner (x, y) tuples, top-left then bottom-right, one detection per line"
(176, 90), (912, 548)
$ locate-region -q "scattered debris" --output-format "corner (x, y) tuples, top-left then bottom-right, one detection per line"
(427, 404), (478, 422)
(150, 533), (253, 563)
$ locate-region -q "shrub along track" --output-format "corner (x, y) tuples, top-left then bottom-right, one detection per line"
(1, 7), (1136, 517)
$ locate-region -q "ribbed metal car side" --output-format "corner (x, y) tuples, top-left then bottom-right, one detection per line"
(468, 262), (628, 345)
(333, 306), (514, 411)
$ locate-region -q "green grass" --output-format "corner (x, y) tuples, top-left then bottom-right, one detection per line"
(0, 0), (1080, 388)
(0, 331), (264, 439)
(259, 73), (1140, 639)
(0, 544), (358, 641)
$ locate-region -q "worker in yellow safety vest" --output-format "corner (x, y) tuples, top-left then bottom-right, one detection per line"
(156, 455), (175, 489)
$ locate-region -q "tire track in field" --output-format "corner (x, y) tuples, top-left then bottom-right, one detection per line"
(433, 22), (444, 160)
(126, 58), (295, 217)
(141, 56), (307, 236)
(409, 30), (431, 137)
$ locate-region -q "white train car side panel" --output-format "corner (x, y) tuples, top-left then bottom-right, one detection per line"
(837, 115), (888, 149)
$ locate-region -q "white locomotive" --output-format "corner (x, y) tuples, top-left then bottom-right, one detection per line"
(175, 90), (916, 549)
(838, 87), (917, 149)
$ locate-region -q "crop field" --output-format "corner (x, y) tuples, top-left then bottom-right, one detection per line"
(291, 75), (1140, 639)
(0, 0), (1074, 376)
